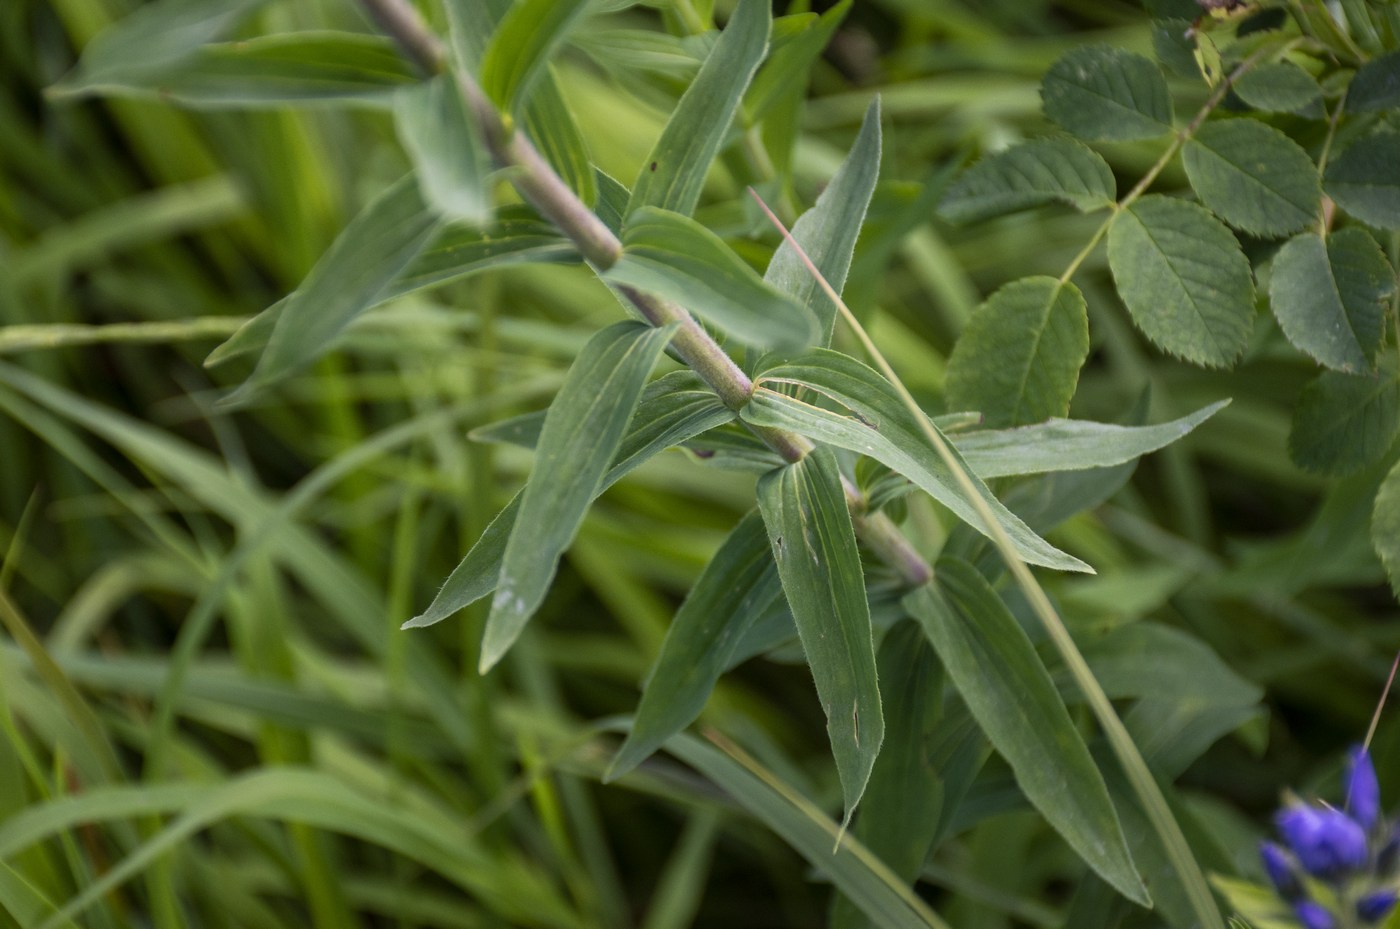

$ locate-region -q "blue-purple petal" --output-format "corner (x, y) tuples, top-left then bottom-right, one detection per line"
(1358, 890), (1399, 925)
(1346, 745), (1382, 831)
(1276, 804), (1369, 878)
(1294, 901), (1337, 929)
(1259, 841), (1302, 899)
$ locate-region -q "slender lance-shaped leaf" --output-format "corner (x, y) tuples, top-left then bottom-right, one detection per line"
(950, 400), (1227, 477)
(480, 0), (593, 114)
(904, 561), (1149, 905)
(480, 322), (679, 669)
(756, 447), (884, 823)
(406, 373), (734, 629)
(1347, 50), (1400, 113)
(1372, 458), (1400, 599)
(395, 75), (491, 225)
(221, 175), (441, 406)
(1288, 362), (1400, 476)
(1324, 133), (1400, 230)
(945, 276), (1090, 428)
(627, 0), (770, 217)
(1041, 46), (1173, 142)
(765, 98), (881, 345)
(741, 351), (1091, 572)
(606, 207), (819, 350)
(939, 137), (1116, 225)
(1270, 229), (1395, 372)
(1107, 194), (1255, 368)
(745, 1), (850, 124)
(1182, 119), (1320, 237)
(607, 510), (783, 780)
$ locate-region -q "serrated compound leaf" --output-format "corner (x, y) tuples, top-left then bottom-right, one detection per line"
(1151, 18), (1200, 80)
(766, 97), (880, 345)
(608, 510), (783, 780)
(395, 75), (491, 225)
(1372, 459), (1400, 600)
(1108, 195), (1255, 367)
(1288, 362), (1400, 476)
(606, 207), (819, 350)
(939, 137), (1116, 225)
(481, 322), (678, 669)
(1183, 120), (1320, 236)
(1233, 61), (1323, 115)
(220, 175), (441, 405)
(480, 0), (592, 113)
(1324, 133), (1400, 230)
(1348, 50), (1400, 113)
(756, 447), (884, 824)
(945, 277), (1090, 428)
(742, 350), (1091, 573)
(1041, 46), (1173, 142)
(904, 561), (1149, 906)
(1270, 229), (1395, 372)
(628, 0), (770, 217)
(951, 401), (1227, 477)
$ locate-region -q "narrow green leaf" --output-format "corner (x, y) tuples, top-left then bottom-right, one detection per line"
(1270, 229), (1395, 372)
(480, 0), (593, 113)
(608, 510), (782, 780)
(1347, 50), (1400, 113)
(904, 561), (1149, 906)
(765, 98), (880, 345)
(1288, 362), (1400, 476)
(627, 0), (770, 217)
(481, 322), (678, 669)
(1372, 458), (1400, 600)
(945, 277), (1090, 428)
(1233, 61), (1323, 115)
(745, 1), (849, 124)
(1041, 46), (1173, 142)
(1182, 120), (1320, 237)
(0, 861), (88, 929)
(939, 137), (1116, 225)
(395, 75), (491, 225)
(1107, 195), (1255, 368)
(950, 401), (1227, 477)
(1324, 133), (1400, 230)
(756, 447), (883, 823)
(606, 207), (818, 350)
(742, 350), (1091, 573)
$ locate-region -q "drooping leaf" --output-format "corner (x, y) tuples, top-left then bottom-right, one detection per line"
(605, 207), (818, 350)
(1288, 362), (1400, 476)
(765, 97), (880, 345)
(407, 371), (732, 630)
(627, 0), (770, 217)
(1233, 61), (1323, 115)
(939, 137), (1116, 225)
(756, 447), (883, 823)
(1107, 194), (1255, 367)
(607, 510), (783, 780)
(950, 401), (1228, 477)
(220, 175), (442, 405)
(741, 350), (1091, 573)
(480, 0), (593, 113)
(1182, 119), (1320, 236)
(480, 322), (678, 670)
(1269, 228), (1395, 372)
(904, 561), (1149, 906)
(394, 75), (491, 225)
(1347, 50), (1400, 113)
(1372, 458), (1400, 599)
(1324, 133), (1400, 230)
(1041, 46), (1173, 142)
(945, 276), (1090, 428)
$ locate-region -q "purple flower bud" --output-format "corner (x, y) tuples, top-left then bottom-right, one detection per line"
(1294, 901), (1337, 929)
(1276, 804), (1369, 878)
(1358, 891), (1399, 925)
(1259, 841), (1302, 900)
(1346, 745), (1381, 831)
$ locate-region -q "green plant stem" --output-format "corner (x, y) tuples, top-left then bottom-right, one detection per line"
(357, 0), (931, 589)
(749, 189), (1228, 929)
(1317, 89), (1349, 235)
(0, 318), (245, 355)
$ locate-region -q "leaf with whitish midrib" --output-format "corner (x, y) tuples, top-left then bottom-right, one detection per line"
(1041, 46), (1173, 142)
(945, 276), (1090, 428)
(1270, 229), (1395, 372)
(1324, 133), (1400, 230)
(1107, 195), (1255, 368)
(395, 75), (491, 224)
(627, 0), (770, 217)
(756, 446), (883, 824)
(1183, 120), (1320, 237)
(1288, 362), (1400, 476)
(765, 97), (880, 345)
(1372, 459), (1400, 599)
(741, 350), (1090, 572)
(904, 560), (1149, 906)
(606, 207), (818, 350)
(480, 0), (593, 113)
(607, 509), (782, 780)
(220, 175), (442, 406)
(939, 137), (1116, 225)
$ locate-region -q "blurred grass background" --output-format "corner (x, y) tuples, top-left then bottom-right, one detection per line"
(2, 0), (1398, 926)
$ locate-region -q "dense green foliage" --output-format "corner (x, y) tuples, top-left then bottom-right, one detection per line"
(4, 1), (1400, 927)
